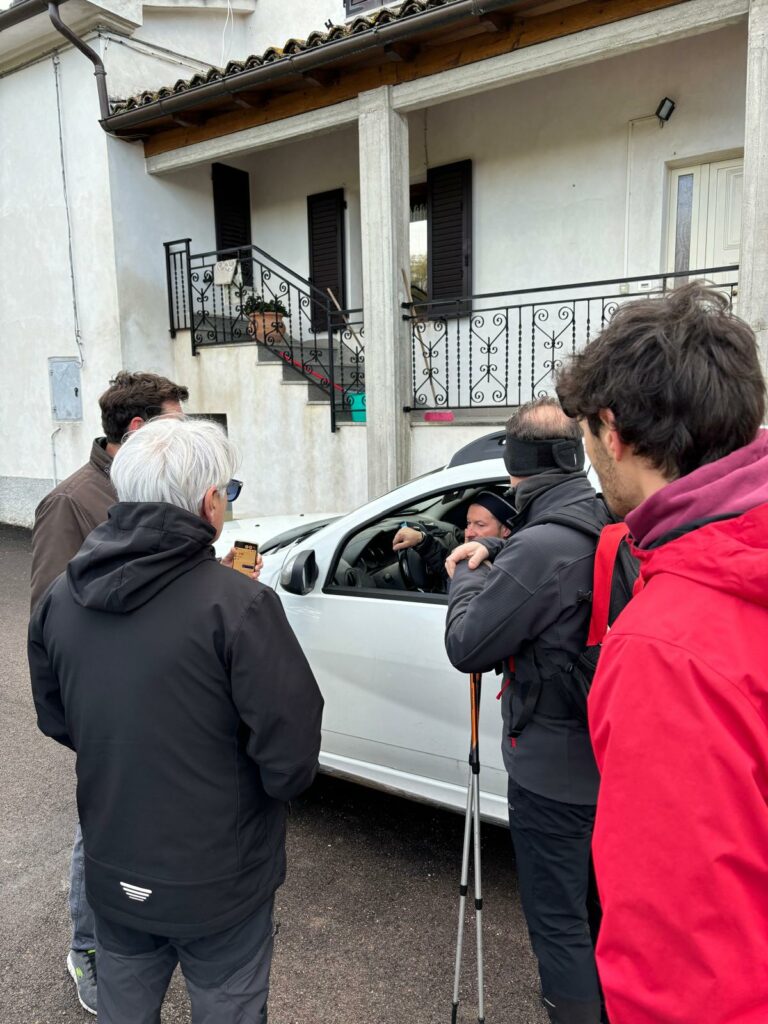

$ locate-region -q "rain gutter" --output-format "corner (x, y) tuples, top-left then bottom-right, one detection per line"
(47, 0), (110, 121)
(0, 0), (58, 31)
(102, 0), (522, 134)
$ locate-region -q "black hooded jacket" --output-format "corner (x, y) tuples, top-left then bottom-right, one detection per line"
(28, 502), (323, 936)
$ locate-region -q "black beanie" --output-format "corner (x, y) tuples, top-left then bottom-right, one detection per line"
(472, 490), (517, 527)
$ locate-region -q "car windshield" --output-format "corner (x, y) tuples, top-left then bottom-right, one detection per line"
(260, 517), (338, 555)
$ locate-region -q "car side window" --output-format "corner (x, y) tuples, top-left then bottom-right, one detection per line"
(325, 481), (504, 600)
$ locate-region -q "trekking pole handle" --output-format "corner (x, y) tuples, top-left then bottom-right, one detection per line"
(469, 672), (482, 773)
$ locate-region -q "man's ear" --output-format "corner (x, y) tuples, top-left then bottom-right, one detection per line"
(201, 485), (218, 524)
(127, 415), (145, 434)
(501, 526), (511, 539)
(598, 409), (627, 462)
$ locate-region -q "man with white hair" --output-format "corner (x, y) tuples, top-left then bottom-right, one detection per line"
(28, 417), (323, 1024)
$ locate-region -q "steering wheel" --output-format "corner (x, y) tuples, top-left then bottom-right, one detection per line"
(397, 546), (431, 591)
(394, 516), (455, 593)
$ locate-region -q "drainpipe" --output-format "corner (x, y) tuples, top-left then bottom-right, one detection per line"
(50, 427), (62, 486)
(48, 0), (110, 123)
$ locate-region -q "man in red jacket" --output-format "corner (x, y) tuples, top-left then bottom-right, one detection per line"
(555, 282), (768, 1024)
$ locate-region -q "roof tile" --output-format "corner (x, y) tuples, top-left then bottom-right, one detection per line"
(109, 0), (454, 115)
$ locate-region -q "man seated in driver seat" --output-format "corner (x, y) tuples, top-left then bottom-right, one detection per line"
(392, 491), (514, 589)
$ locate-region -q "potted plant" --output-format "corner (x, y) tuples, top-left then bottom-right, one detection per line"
(243, 293), (288, 342)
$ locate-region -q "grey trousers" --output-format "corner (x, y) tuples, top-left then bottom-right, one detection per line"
(70, 824), (96, 951)
(94, 896), (275, 1024)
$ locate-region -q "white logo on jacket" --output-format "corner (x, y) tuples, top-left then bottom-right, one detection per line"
(119, 881), (153, 902)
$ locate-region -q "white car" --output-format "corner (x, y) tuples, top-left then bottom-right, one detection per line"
(218, 432), (593, 825)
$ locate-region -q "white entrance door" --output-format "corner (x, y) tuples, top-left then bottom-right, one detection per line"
(667, 158), (742, 277)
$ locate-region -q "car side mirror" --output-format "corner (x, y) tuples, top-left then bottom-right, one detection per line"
(280, 549), (318, 595)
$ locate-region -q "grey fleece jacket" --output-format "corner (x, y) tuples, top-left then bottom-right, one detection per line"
(445, 473), (607, 805)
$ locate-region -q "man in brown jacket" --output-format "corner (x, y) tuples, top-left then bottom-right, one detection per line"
(30, 371), (188, 1014)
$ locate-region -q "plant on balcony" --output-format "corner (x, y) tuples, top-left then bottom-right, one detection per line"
(243, 293), (287, 343)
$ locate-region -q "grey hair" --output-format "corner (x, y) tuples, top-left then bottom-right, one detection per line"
(506, 396), (581, 443)
(111, 416), (239, 514)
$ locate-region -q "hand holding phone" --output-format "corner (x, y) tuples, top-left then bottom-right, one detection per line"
(232, 540), (259, 576)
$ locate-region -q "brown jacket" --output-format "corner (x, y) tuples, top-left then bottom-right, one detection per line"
(30, 438), (116, 611)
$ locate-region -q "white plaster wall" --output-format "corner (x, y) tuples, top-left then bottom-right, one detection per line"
(408, 22), (747, 292)
(106, 138), (214, 372)
(0, 46), (123, 524)
(248, 1), (345, 52)
(131, 8), (252, 73)
(101, 28), (221, 97)
(410, 421), (506, 477)
(173, 331), (368, 514)
(126, 0), (381, 87)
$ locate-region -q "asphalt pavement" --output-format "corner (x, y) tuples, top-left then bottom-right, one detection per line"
(1, 523), (547, 1024)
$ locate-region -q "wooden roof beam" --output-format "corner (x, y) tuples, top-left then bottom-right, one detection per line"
(229, 89), (270, 109)
(382, 41), (418, 62)
(476, 10), (514, 31)
(299, 67), (336, 88)
(170, 111), (204, 128)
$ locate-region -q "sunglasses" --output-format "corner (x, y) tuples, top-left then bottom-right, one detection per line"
(225, 479), (243, 503)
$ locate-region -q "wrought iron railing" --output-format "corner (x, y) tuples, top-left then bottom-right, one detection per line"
(330, 308), (365, 432)
(402, 266), (739, 411)
(164, 240), (365, 431)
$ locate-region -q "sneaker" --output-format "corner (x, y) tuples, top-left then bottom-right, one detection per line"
(67, 949), (97, 1015)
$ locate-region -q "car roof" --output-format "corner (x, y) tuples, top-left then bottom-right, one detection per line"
(448, 430), (506, 468)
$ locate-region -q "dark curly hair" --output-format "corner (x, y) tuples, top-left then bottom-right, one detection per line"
(556, 283), (765, 480)
(99, 371), (189, 444)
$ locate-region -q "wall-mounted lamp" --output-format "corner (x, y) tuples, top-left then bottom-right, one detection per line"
(655, 97), (676, 125)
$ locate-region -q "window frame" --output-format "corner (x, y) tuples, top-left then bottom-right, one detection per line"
(345, 0), (384, 16)
(322, 475), (508, 602)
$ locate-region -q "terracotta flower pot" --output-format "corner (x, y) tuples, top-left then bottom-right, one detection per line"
(247, 311), (285, 342)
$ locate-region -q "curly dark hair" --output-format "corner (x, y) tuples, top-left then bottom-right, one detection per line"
(556, 283), (765, 480)
(99, 371), (189, 444)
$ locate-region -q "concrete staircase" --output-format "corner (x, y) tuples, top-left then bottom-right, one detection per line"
(193, 314), (362, 422)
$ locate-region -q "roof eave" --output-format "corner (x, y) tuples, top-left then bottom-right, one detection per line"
(102, 0), (523, 136)
(0, 0), (68, 31)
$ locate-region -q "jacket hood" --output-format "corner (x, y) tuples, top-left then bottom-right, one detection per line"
(67, 502), (216, 613)
(627, 430), (768, 548)
(627, 432), (768, 609)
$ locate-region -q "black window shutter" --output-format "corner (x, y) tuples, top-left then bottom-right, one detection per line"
(212, 162), (253, 286)
(427, 160), (472, 306)
(307, 189), (346, 331)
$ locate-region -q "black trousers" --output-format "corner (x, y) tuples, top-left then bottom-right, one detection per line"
(508, 778), (604, 1024)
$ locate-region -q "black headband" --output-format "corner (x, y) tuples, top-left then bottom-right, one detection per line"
(504, 436), (584, 477)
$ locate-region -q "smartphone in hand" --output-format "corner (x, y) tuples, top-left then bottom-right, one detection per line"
(232, 540), (259, 576)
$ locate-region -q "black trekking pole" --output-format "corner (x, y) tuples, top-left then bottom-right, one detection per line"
(451, 671), (486, 1024)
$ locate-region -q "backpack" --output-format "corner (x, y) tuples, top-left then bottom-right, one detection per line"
(508, 508), (642, 735)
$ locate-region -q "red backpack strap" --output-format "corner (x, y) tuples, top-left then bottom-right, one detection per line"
(586, 522), (630, 646)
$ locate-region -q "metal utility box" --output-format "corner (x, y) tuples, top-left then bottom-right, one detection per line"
(48, 357), (83, 421)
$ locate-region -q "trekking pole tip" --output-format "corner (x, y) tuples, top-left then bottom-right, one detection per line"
(451, 1002), (459, 1024)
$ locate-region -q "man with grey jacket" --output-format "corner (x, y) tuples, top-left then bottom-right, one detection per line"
(445, 398), (608, 1024)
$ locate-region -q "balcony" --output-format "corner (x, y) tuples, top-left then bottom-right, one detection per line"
(164, 246), (738, 426)
(402, 266), (739, 412)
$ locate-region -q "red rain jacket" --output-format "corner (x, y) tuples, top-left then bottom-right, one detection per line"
(589, 432), (768, 1024)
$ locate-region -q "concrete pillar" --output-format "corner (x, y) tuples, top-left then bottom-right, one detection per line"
(358, 85), (412, 499)
(740, 0), (768, 372)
